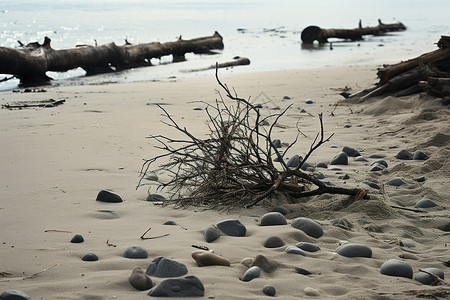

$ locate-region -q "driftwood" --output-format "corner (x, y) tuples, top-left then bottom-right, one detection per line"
(346, 36), (450, 102)
(181, 56), (250, 73)
(301, 19), (406, 44)
(2, 99), (65, 109)
(138, 64), (366, 209)
(0, 32), (224, 86)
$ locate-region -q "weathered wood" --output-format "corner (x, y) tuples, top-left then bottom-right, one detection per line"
(301, 19), (406, 44)
(377, 36), (450, 82)
(0, 32), (224, 85)
(181, 56), (250, 73)
(426, 77), (450, 97)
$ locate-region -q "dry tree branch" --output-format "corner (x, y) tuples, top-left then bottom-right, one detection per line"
(138, 64), (366, 209)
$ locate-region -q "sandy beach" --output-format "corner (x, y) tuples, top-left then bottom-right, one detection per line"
(0, 65), (448, 299)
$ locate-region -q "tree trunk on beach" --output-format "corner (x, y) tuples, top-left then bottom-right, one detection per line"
(301, 19), (406, 44)
(0, 32), (224, 86)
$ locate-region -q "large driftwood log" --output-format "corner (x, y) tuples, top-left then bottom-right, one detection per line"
(301, 19), (406, 44)
(0, 32), (224, 85)
(346, 36), (450, 102)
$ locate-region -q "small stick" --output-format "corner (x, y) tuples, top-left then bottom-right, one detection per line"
(177, 224), (188, 230)
(44, 229), (72, 233)
(141, 233), (170, 240)
(0, 272), (12, 277)
(418, 269), (447, 285)
(378, 127), (405, 136)
(390, 205), (428, 213)
(140, 227), (152, 239)
(28, 263), (60, 278)
(191, 245), (210, 251)
(106, 239), (117, 247)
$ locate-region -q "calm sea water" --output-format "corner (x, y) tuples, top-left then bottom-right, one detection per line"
(1, 0), (449, 90)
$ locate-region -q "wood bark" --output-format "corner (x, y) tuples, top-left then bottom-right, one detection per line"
(0, 32), (224, 85)
(301, 19), (406, 44)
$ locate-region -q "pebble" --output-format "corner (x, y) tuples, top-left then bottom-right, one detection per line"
(330, 152), (348, 165)
(369, 154), (385, 159)
(380, 259), (413, 279)
(146, 194), (166, 201)
(82, 253), (98, 261)
(413, 150), (429, 160)
(414, 176), (426, 182)
(148, 276), (204, 297)
(371, 160), (388, 168)
(315, 161), (328, 168)
(304, 287), (321, 296)
(191, 251), (230, 267)
(123, 246), (148, 259)
(241, 266), (260, 282)
(0, 291), (32, 300)
(336, 243), (372, 258)
(315, 172), (326, 179)
(385, 177), (407, 186)
(285, 246), (306, 256)
(263, 236), (285, 248)
(305, 99), (314, 104)
(338, 173), (350, 180)
(362, 181), (381, 189)
(129, 267), (153, 291)
(330, 144), (339, 148)
(415, 198), (437, 208)
(414, 268), (445, 285)
(262, 285), (276, 296)
(331, 218), (353, 230)
(193, 107), (202, 111)
(203, 225), (221, 243)
(283, 95), (291, 100)
(296, 242), (320, 252)
(291, 217), (323, 238)
(370, 163), (386, 172)
(287, 154), (300, 168)
(70, 234), (84, 243)
(354, 156), (368, 162)
(259, 120), (270, 126)
(295, 267), (312, 275)
(216, 219), (246, 237)
(163, 220), (177, 225)
(395, 149), (413, 160)
(343, 124), (352, 128)
(342, 146), (361, 157)
(400, 239), (415, 248)
(260, 212), (287, 226)
(271, 206), (287, 215)
(96, 190), (123, 203)
(272, 139), (282, 148)
(146, 257), (188, 277)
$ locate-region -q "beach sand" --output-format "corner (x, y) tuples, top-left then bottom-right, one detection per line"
(0, 65), (448, 299)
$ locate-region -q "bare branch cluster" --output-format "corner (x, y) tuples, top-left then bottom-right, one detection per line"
(138, 64), (365, 209)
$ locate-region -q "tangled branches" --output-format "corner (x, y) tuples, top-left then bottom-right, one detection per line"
(138, 64), (365, 209)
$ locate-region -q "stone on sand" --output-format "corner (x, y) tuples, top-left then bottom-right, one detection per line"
(191, 251), (230, 267)
(415, 198), (437, 208)
(371, 160), (388, 168)
(304, 287), (321, 296)
(271, 206), (287, 215)
(291, 217), (324, 238)
(148, 276), (204, 297)
(285, 246), (306, 256)
(354, 156), (368, 162)
(330, 152), (348, 165)
(96, 190), (123, 203)
(0, 290), (32, 300)
(263, 236), (285, 248)
(262, 285), (276, 296)
(129, 267), (153, 291)
(342, 146), (361, 157)
(315, 161), (328, 168)
(250, 254), (280, 273)
(123, 246), (148, 259)
(146, 194), (166, 201)
(82, 253), (98, 261)
(296, 242), (320, 252)
(395, 149), (413, 160)
(70, 234), (84, 243)
(414, 268), (444, 285)
(413, 150), (429, 160)
(272, 139), (282, 148)
(260, 212), (287, 226)
(380, 259), (413, 279)
(385, 177), (407, 186)
(287, 154), (300, 168)
(216, 219), (246, 237)
(362, 181), (380, 189)
(203, 225), (221, 243)
(370, 163), (386, 172)
(241, 266), (260, 282)
(146, 257), (188, 277)
(336, 243), (372, 258)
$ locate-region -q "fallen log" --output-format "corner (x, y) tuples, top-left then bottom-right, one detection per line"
(0, 32), (224, 86)
(301, 19), (406, 44)
(345, 36), (450, 103)
(181, 56), (250, 73)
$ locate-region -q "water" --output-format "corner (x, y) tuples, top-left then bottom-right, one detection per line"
(1, 0), (449, 90)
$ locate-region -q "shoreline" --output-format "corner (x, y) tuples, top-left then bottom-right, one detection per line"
(0, 65), (448, 299)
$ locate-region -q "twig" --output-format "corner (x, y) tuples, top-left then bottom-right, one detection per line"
(390, 205), (428, 213)
(44, 229), (72, 233)
(141, 233), (170, 240)
(418, 269), (447, 285)
(191, 245), (210, 251)
(106, 239), (117, 247)
(140, 227), (152, 239)
(378, 127), (405, 136)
